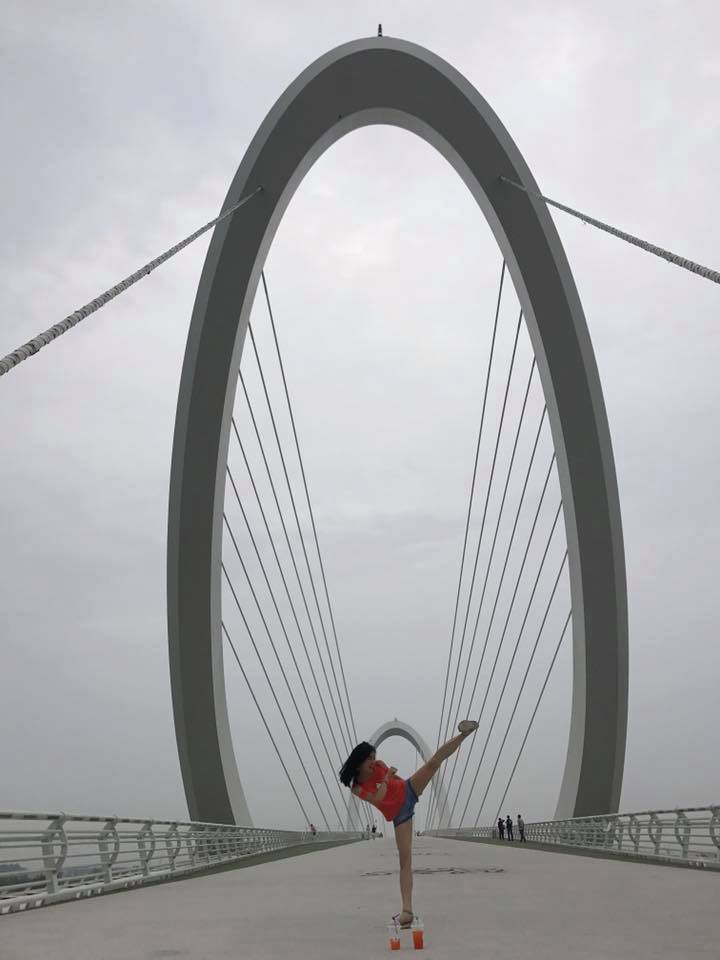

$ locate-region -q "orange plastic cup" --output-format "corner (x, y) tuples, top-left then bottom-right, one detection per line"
(389, 935), (401, 951)
(412, 929), (424, 949)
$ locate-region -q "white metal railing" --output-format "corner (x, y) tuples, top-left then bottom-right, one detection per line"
(0, 811), (361, 915)
(424, 805), (720, 870)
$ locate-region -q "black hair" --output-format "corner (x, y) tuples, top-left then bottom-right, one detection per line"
(339, 741), (375, 787)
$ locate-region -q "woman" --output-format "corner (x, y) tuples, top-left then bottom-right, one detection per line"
(339, 720), (478, 928)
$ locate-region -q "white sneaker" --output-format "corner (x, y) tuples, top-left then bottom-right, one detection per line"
(458, 720), (479, 735)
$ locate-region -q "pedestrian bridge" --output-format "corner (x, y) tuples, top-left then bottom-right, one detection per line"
(2, 28), (719, 960)
(3, 836), (717, 959)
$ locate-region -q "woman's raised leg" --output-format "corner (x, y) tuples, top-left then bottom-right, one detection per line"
(394, 817), (414, 921)
(409, 724), (477, 797)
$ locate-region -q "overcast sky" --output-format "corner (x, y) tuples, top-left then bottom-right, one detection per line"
(1, 1), (718, 832)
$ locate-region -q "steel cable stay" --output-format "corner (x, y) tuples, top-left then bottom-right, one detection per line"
(229, 411), (368, 829)
(224, 468), (362, 828)
(428, 401), (547, 830)
(444, 357), (537, 767)
(444, 500), (565, 827)
(471, 608), (573, 827)
(454, 549), (569, 827)
(221, 621), (312, 827)
(432, 452), (557, 827)
(232, 383), (351, 755)
(261, 271), (359, 744)
(430, 306), (524, 824)
(244, 322), (355, 752)
(487, 611), (571, 828)
(426, 259), (505, 830)
(441, 309), (524, 747)
(221, 561), (333, 830)
(230, 415), (348, 767)
(223, 517), (346, 828)
(426, 405), (548, 827)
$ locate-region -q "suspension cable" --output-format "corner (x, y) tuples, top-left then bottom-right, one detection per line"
(233, 382), (351, 754)
(0, 187), (263, 378)
(230, 415), (348, 766)
(431, 366), (536, 826)
(454, 548), (568, 827)
(432, 452), (556, 827)
(431, 307), (523, 824)
(427, 259), (505, 830)
(445, 500), (564, 826)
(500, 176), (720, 287)
(473, 608), (573, 825)
(225, 467), (361, 828)
(223, 519), (346, 829)
(231, 417), (343, 763)
(221, 561), (332, 830)
(245, 322), (355, 750)
(428, 407), (547, 829)
(488, 610), (571, 828)
(261, 271), (359, 743)
(222, 621), (312, 826)
(447, 358), (536, 748)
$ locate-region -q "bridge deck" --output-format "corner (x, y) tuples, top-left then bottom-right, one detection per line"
(3, 837), (718, 958)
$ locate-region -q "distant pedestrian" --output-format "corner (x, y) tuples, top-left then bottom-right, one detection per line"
(497, 817), (505, 840)
(505, 815), (514, 841)
(309, 823), (317, 837)
(372, 823), (377, 836)
(518, 814), (526, 842)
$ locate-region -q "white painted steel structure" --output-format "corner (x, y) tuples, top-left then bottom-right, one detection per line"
(426, 805), (720, 869)
(168, 35), (628, 828)
(0, 811), (361, 916)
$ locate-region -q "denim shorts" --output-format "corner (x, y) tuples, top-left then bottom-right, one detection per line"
(393, 778), (419, 827)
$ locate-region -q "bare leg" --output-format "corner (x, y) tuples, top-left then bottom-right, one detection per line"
(410, 727), (474, 797)
(394, 818), (413, 920)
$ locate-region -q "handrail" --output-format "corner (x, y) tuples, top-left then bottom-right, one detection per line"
(0, 810), (361, 915)
(424, 804), (720, 870)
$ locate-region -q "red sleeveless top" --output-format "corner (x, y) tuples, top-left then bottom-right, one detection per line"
(355, 760), (406, 821)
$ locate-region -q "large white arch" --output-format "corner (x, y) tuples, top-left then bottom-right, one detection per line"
(167, 35), (628, 826)
(345, 719), (449, 831)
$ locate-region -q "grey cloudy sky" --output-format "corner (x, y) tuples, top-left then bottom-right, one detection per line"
(1, 1), (718, 832)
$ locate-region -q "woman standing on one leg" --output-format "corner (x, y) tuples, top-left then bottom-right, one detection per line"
(339, 720), (478, 928)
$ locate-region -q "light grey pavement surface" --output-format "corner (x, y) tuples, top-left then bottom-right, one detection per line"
(3, 837), (718, 959)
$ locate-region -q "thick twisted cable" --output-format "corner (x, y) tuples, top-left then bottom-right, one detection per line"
(500, 177), (720, 286)
(0, 187), (263, 378)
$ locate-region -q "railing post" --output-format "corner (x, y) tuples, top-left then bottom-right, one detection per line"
(164, 823), (181, 872)
(137, 821), (156, 877)
(98, 817), (120, 883)
(709, 806), (720, 858)
(628, 815), (640, 853)
(41, 815), (68, 895)
(674, 810), (690, 859)
(648, 812), (662, 856)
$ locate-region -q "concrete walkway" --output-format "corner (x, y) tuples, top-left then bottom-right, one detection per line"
(3, 836), (718, 959)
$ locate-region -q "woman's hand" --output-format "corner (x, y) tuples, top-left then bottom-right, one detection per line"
(385, 766), (398, 780)
(375, 781), (388, 801)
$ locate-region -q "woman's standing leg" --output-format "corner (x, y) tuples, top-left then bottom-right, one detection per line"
(394, 818), (413, 919)
(409, 726), (476, 798)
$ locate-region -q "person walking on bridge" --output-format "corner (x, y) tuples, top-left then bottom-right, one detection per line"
(518, 814), (526, 842)
(505, 815), (514, 841)
(339, 720), (478, 929)
(497, 817), (505, 840)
